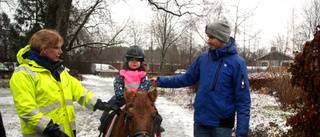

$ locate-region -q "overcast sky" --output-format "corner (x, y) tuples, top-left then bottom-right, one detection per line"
(1, 0), (307, 51)
(253, 0), (305, 42)
(109, 0), (307, 51)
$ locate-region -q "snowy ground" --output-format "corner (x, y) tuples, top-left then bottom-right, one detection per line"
(0, 74), (294, 136)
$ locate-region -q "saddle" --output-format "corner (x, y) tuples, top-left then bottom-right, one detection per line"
(98, 110), (118, 137)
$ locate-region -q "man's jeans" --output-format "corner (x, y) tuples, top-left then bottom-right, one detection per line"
(194, 122), (232, 137)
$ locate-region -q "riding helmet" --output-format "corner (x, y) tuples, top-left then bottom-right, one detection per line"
(125, 45), (145, 61)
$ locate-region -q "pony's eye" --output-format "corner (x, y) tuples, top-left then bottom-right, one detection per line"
(127, 104), (134, 108)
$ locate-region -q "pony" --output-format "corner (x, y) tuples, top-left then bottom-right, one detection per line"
(110, 88), (159, 137)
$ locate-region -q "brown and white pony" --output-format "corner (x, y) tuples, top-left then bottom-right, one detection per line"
(110, 88), (159, 137)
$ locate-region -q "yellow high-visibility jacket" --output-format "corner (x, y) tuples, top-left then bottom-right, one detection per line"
(10, 45), (98, 137)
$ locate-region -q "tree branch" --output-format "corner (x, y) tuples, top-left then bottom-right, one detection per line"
(70, 42), (124, 50)
(67, 0), (102, 51)
(147, 0), (205, 17)
(70, 21), (127, 50)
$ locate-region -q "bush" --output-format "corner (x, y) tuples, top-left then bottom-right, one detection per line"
(265, 72), (301, 110)
(248, 72), (301, 110)
(248, 72), (274, 91)
(286, 25), (320, 136)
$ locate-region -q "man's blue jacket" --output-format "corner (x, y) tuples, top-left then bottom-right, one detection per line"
(157, 37), (251, 136)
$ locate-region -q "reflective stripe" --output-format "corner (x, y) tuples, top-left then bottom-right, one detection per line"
(39, 101), (61, 113)
(65, 99), (74, 106)
(34, 115), (51, 133)
(39, 99), (73, 113)
(23, 132), (50, 137)
(14, 66), (36, 80)
(22, 120), (69, 137)
(124, 83), (140, 88)
(87, 95), (98, 110)
(78, 89), (89, 105)
(21, 108), (40, 123)
(70, 121), (76, 130)
(59, 124), (64, 132)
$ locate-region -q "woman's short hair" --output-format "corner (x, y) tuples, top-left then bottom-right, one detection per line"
(29, 29), (64, 53)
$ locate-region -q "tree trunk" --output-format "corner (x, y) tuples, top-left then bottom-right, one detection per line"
(46, 0), (72, 61)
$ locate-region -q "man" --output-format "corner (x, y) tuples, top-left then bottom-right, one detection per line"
(150, 20), (251, 137)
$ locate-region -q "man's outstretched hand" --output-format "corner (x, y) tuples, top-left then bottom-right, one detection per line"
(150, 77), (158, 87)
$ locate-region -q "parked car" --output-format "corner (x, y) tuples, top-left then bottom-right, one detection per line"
(0, 63), (9, 71)
(91, 63), (118, 75)
(175, 69), (186, 74)
(3, 62), (19, 71)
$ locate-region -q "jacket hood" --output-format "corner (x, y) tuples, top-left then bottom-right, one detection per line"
(21, 45), (52, 70)
(17, 44), (64, 81)
(208, 37), (238, 60)
(17, 45), (34, 65)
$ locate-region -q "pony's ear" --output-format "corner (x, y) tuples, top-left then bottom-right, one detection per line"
(124, 88), (135, 103)
(147, 88), (158, 102)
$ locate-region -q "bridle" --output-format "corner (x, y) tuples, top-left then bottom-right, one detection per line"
(124, 104), (158, 137)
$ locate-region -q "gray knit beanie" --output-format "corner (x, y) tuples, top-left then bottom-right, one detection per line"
(205, 20), (231, 43)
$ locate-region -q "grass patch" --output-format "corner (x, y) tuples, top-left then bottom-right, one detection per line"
(262, 105), (279, 110)
(157, 89), (166, 96)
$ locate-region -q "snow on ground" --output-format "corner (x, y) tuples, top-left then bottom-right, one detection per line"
(249, 91), (293, 135)
(0, 74), (294, 136)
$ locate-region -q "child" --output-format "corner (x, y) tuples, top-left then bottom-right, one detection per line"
(110, 45), (151, 106)
(99, 45), (164, 136)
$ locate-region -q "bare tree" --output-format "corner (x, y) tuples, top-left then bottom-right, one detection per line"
(228, 0), (258, 40)
(237, 22), (262, 60)
(296, 0), (320, 42)
(125, 20), (149, 46)
(0, 0), (16, 13)
(270, 33), (289, 53)
(152, 6), (191, 75)
(147, 0), (207, 17)
(64, 0), (128, 63)
(141, 0), (218, 72)
(192, 0), (225, 43)
(287, 9), (302, 52)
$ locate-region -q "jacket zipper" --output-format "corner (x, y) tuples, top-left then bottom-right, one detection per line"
(241, 71), (245, 88)
(211, 60), (224, 91)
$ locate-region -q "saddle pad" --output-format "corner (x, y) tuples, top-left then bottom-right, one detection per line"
(105, 112), (118, 137)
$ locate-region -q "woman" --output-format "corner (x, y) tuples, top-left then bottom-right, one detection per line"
(10, 29), (120, 137)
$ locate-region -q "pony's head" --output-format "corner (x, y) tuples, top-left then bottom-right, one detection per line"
(123, 88), (158, 137)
